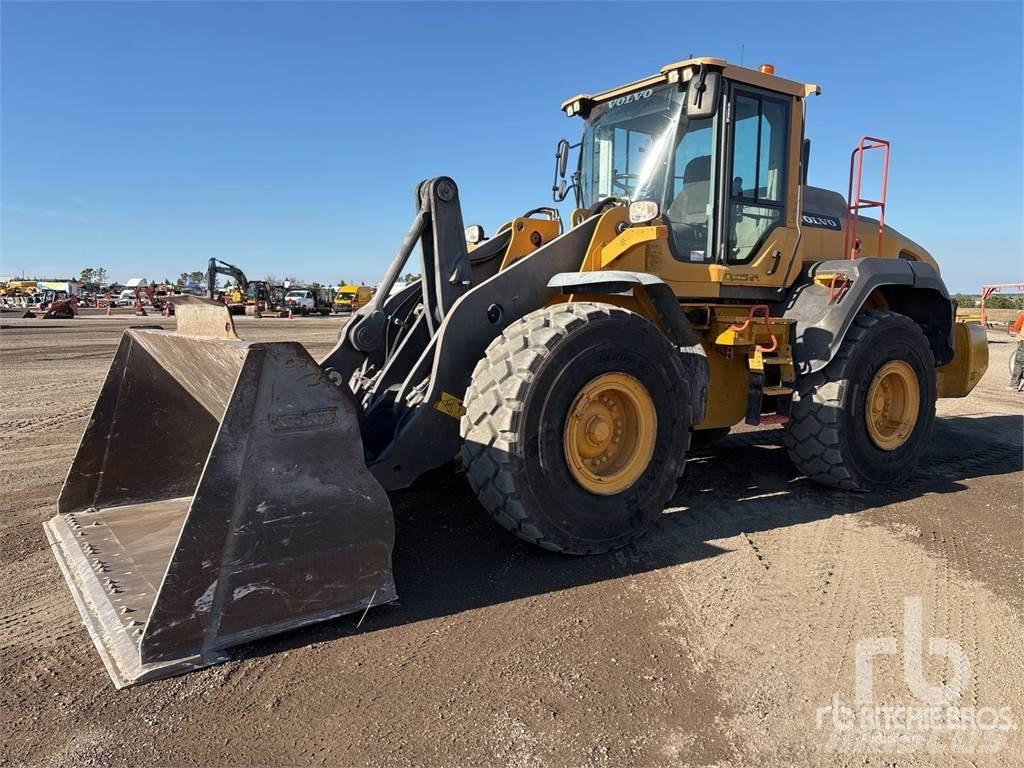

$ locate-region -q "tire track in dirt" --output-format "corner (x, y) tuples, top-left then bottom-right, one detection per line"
(0, 592), (83, 667)
(0, 404), (93, 436)
(645, 416), (1023, 765)
(0, 344), (118, 363)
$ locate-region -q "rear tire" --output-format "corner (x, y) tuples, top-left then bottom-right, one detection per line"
(460, 302), (695, 554)
(784, 310), (936, 490)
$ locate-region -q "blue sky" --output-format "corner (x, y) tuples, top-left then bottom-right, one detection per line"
(1, 1), (1021, 291)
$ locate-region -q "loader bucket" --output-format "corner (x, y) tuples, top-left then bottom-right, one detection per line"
(44, 298), (396, 688)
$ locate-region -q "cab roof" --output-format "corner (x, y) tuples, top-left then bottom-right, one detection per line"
(561, 56), (820, 116)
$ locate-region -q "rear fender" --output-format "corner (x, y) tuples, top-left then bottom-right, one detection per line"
(784, 259), (954, 375)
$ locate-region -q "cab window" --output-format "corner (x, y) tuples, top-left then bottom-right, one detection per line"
(663, 117), (714, 263)
(727, 91), (789, 263)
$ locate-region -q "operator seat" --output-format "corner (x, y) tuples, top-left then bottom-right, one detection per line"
(667, 155), (711, 226)
(666, 155), (711, 258)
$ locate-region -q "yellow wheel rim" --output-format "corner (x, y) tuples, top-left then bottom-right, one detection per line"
(563, 373), (657, 496)
(865, 360), (920, 451)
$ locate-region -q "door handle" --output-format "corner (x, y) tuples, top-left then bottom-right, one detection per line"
(766, 250), (782, 276)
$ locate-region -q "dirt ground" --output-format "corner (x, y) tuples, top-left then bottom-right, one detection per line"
(1, 312), (1021, 767)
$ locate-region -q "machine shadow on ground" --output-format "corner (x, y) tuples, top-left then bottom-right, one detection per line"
(234, 413), (1022, 664)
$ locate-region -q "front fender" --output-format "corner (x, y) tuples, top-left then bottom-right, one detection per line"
(548, 270), (708, 425)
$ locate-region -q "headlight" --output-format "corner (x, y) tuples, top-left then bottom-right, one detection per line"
(628, 200), (660, 225)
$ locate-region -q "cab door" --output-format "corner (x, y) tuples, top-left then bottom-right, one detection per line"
(651, 80), (802, 298)
(714, 83), (801, 294)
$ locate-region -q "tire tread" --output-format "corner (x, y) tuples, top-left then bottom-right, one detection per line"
(784, 309), (935, 490)
(460, 302), (683, 554)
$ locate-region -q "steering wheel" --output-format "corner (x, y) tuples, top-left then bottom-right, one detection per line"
(611, 170), (639, 194)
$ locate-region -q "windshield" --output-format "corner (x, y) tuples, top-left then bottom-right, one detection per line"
(286, 290), (309, 299)
(579, 84), (685, 208)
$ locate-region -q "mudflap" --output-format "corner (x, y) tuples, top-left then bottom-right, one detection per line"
(44, 298), (396, 688)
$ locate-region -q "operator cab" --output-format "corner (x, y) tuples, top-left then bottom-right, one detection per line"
(555, 58), (819, 278)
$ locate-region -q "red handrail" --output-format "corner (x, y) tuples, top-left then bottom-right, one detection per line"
(845, 136), (890, 260)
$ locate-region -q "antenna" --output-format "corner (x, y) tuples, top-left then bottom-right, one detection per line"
(740, 44), (745, 65)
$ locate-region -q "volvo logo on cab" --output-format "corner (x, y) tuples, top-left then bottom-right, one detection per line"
(608, 89), (653, 108)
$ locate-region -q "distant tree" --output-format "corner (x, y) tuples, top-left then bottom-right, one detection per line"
(952, 293), (976, 309)
(93, 267), (109, 286)
(79, 267), (95, 284)
(188, 271), (205, 287)
(987, 295), (1015, 310)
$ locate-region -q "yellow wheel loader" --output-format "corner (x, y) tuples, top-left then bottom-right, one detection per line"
(46, 57), (988, 687)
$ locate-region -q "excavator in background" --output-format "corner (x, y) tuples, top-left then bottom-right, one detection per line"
(250, 281), (285, 315)
(207, 258), (282, 316)
(207, 258), (250, 315)
(47, 57), (988, 687)
(132, 285), (176, 317)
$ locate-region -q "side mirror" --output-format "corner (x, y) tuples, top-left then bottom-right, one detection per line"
(556, 139), (570, 178)
(552, 139), (580, 203)
(686, 68), (721, 119)
(465, 224), (486, 244)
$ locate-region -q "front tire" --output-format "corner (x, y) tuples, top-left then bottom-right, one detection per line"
(784, 310), (936, 490)
(460, 302), (696, 554)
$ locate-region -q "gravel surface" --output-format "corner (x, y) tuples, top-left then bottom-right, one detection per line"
(1, 312), (1021, 766)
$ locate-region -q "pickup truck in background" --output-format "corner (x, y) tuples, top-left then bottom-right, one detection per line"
(283, 288), (333, 316)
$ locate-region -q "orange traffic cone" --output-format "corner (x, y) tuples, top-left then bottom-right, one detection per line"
(106, 304), (112, 317)
(288, 308), (293, 319)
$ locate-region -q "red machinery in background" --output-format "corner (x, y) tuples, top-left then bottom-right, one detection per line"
(980, 283), (1024, 326)
(133, 285), (175, 316)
